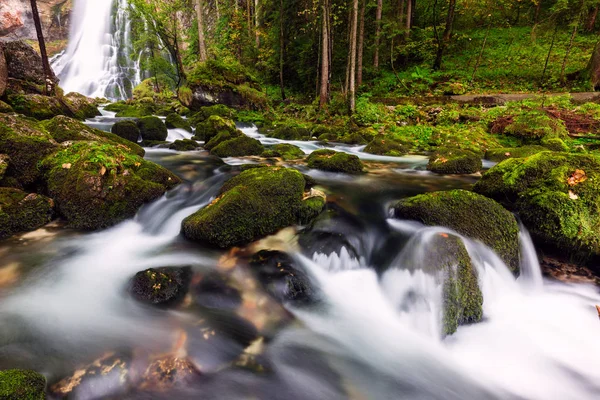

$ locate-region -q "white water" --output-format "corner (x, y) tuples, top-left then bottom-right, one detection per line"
(51, 0), (141, 99)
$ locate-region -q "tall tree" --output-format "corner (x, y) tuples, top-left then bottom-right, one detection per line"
(349, 0), (359, 112)
(587, 3), (599, 31)
(196, 0), (208, 62)
(319, 0), (330, 107)
(374, 0), (383, 68)
(279, 0), (286, 100)
(405, 0), (413, 40)
(433, 0), (457, 70)
(586, 40), (600, 90)
(357, 0), (366, 86)
(30, 0), (54, 95)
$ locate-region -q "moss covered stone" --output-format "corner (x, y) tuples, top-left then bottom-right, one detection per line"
(194, 115), (237, 143)
(104, 101), (155, 118)
(111, 120), (140, 143)
(6, 93), (70, 120)
(0, 369), (46, 400)
(0, 100), (14, 113)
(0, 188), (54, 239)
(130, 267), (192, 308)
(190, 105), (237, 125)
(0, 154), (9, 180)
(474, 152), (600, 257)
(485, 145), (548, 162)
(211, 136), (264, 157)
(182, 167), (323, 248)
(541, 137), (569, 152)
(42, 141), (181, 230)
(364, 135), (408, 156)
(137, 116), (168, 141)
(169, 139), (200, 151)
(306, 149), (364, 174)
(392, 189), (520, 272)
(165, 113), (192, 132)
(427, 148), (482, 174)
(270, 124), (311, 140)
(64, 92), (101, 120)
(270, 144), (305, 160)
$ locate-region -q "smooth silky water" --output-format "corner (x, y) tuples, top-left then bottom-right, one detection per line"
(0, 112), (600, 399)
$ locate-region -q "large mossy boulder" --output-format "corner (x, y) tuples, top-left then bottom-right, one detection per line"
(474, 152), (600, 258)
(306, 149), (364, 174)
(485, 145), (549, 162)
(182, 167), (325, 248)
(64, 92), (101, 120)
(204, 129), (242, 151)
(165, 113), (192, 132)
(189, 105), (237, 125)
(392, 189), (520, 273)
(137, 116), (168, 141)
(270, 124), (311, 140)
(130, 267), (192, 308)
(111, 120), (140, 143)
(211, 136), (264, 157)
(267, 143), (305, 160)
(0, 188), (54, 239)
(194, 115), (237, 142)
(427, 148), (482, 174)
(0, 369), (46, 400)
(364, 135), (408, 156)
(169, 139), (200, 151)
(6, 93), (71, 120)
(42, 142), (181, 230)
(3, 40), (58, 87)
(104, 101), (155, 118)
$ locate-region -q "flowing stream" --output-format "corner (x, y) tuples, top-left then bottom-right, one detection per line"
(1, 112), (600, 399)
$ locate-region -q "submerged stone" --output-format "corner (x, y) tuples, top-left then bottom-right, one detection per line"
(130, 267), (192, 308)
(427, 147), (482, 174)
(392, 189), (520, 273)
(0, 188), (54, 240)
(193, 273), (242, 310)
(0, 369), (46, 400)
(306, 149), (364, 174)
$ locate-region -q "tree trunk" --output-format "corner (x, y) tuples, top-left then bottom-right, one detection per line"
(374, 0), (383, 68)
(349, 0), (359, 112)
(561, 5), (583, 83)
(255, 0), (260, 47)
(433, 0), (457, 70)
(534, 0), (542, 24)
(357, 0), (365, 86)
(196, 0), (208, 62)
(541, 24), (558, 84)
(319, 0), (330, 108)
(587, 5), (599, 32)
(247, 0), (252, 38)
(586, 41), (600, 90)
(279, 0), (286, 100)
(404, 0), (412, 40)
(29, 0), (53, 95)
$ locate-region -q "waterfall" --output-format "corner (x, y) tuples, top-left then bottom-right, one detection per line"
(51, 0), (142, 100)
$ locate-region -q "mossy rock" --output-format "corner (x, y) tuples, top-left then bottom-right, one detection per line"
(169, 139), (200, 151)
(64, 92), (101, 120)
(261, 149), (279, 158)
(0, 113), (57, 187)
(474, 152), (600, 257)
(105, 101), (155, 118)
(0, 100), (14, 113)
(338, 128), (376, 145)
(6, 93), (71, 120)
(420, 234), (482, 335)
(541, 137), (569, 152)
(485, 145), (548, 162)
(130, 267), (192, 308)
(364, 135), (408, 156)
(165, 113), (192, 132)
(0, 154), (9, 180)
(204, 129), (243, 151)
(41, 116), (145, 156)
(137, 116), (168, 141)
(427, 148), (482, 174)
(182, 167), (323, 248)
(194, 115), (237, 143)
(0, 188), (54, 240)
(111, 120), (140, 143)
(392, 189), (520, 273)
(189, 105), (237, 125)
(0, 369), (46, 400)
(271, 144), (305, 160)
(211, 136), (264, 157)
(270, 124), (311, 140)
(496, 109), (568, 140)
(41, 141), (181, 230)
(306, 149), (364, 174)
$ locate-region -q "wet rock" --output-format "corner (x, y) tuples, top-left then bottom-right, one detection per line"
(270, 124), (311, 140)
(137, 116), (168, 141)
(540, 255), (600, 285)
(6, 93), (71, 120)
(111, 120), (141, 143)
(211, 136), (264, 157)
(306, 149), (364, 174)
(193, 273), (242, 310)
(49, 352), (130, 399)
(41, 141), (180, 229)
(265, 143), (305, 160)
(138, 356), (201, 391)
(169, 139), (200, 151)
(392, 189), (520, 273)
(0, 368), (46, 400)
(485, 146), (548, 162)
(189, 104), (237, 125)
(165, 113), (192, 132)
(364, 134), (408, 156)
(474, 151), (600, 260)
(193, 115), (237, 143)
(182, 167), (324, 248)
(2, 40), (57, 87)
(130, 267), (192, 308)
(64, 92), (101, 120)
(427, 147), (482, 174)
(0, 188), (54, 240)
(190, 85), (249, 110)
(104, 101), (155, 118)
(249, 250), (315, 304)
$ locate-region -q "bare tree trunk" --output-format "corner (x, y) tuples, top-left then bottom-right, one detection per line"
(541, 24), (558, 84)
(196, 0), (208, 62)
(433, 0), (457, 70)
(30, 0), (54, 95)
(404, 0), (412, 40)
(319, 0), (330, 108)
(534, 0), (542, 24)
(374, 0), (383, 68)
(255, 0), (260, 47)
(246, 0), (252, 38)
(357, 0), (365, 86)
(561, 6), (583, 83)
(216, 0), (220, 21)
(586, 41), (600, 90)
(349, 0), (359, 112)
(587, 4), (599, 32)
(279, 0), (286, 100)
(471, 22), (491, 82)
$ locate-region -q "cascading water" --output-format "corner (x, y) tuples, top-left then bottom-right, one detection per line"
(51, 0), (142, 100)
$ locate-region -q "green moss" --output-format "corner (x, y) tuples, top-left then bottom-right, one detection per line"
(485, 145), (548, 162)
(137, 116), (168, 141)
(6, 93), (69, 120)
(261, 149), (280, 158)
(195, 115), (237, 143)
(63, 92), (101, 120)
(497, 109), (568, 141)
(0, 100), (14, 113)
(189, 105), (237, 125)
(204, 129), (243, 151)
(392, 189), (520, 272)
(364, 135), (408, 156)
(111, 120), (140, 143)
(270, 124), (311, 140)
(298, 196), (326, 224)
(427, 148), (482, 174)
(165, 113), (192, 132)
(541, 137), (569, 152)
(338, 128), (377, 145)
(0, 154), (8, 180)
(0, 369), (46, 400)
(0, 188), (54, 239)
(105, 101), (155, 118)
(474, 152), (600, 257)
(211, 136), (264, 157)
(41, 141), (181, 230)
(306, 149), (364, 174)
(272, 144), (305, 160)
(182, 167), (321, 247)
(169, 139), (200, 151)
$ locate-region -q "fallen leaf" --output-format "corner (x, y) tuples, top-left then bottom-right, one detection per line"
(568, 190), (578, 200)
(62, 163), (71, 169)
(99, 165), (107, 175)
(567, 169), (587, 186)
(504, 152), (511, 157)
